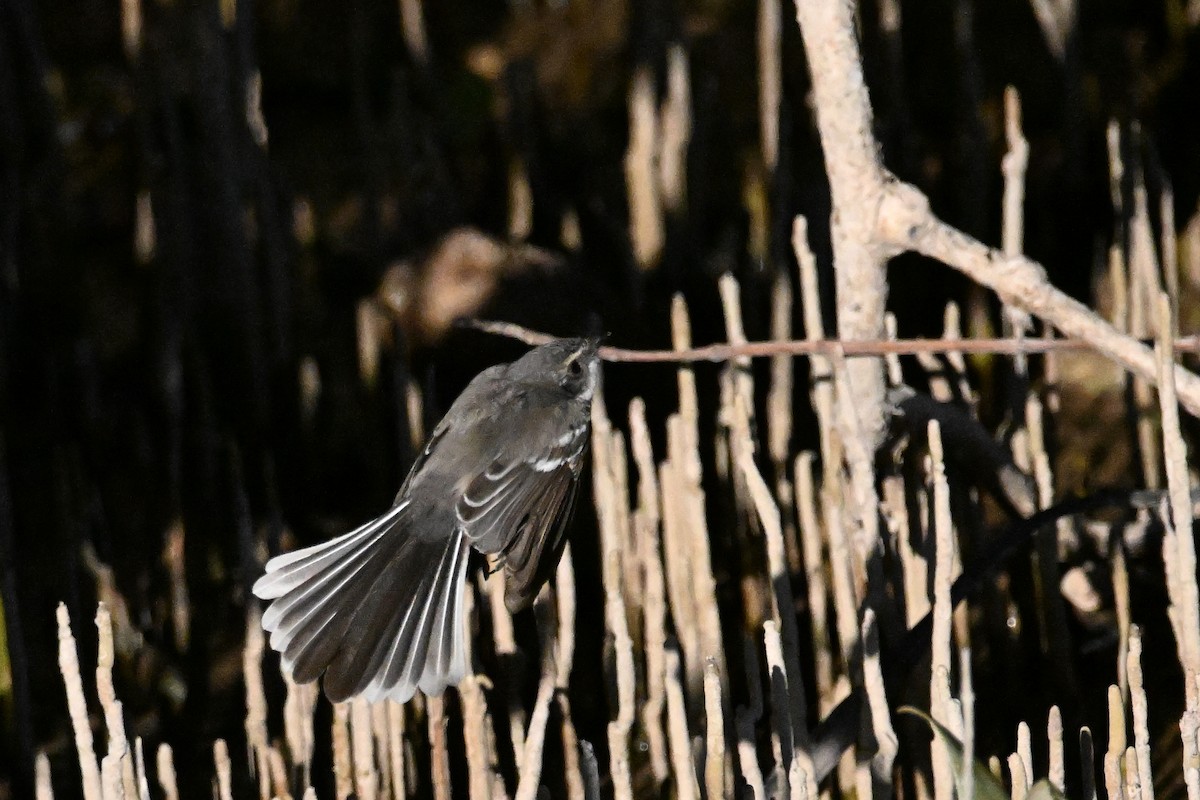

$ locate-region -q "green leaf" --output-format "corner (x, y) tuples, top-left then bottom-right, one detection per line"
(898, 706), (1008, 800)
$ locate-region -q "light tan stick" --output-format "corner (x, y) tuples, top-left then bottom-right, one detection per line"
(386, 701), (407, 800)
(758, 0), (781, 171)
(1128, 628), (1153, 794)
(555, 547), (585, 800)
(243, 605), (271, 800)
(928, 421), (956, 800)
(770, 273), (802, 576)
(659, 46), (691, 214)
(1104, 685), (1126, 800)
(795, 453), (834, 705)
(156, 744), (179, 800)
(1017, 722), (1033, 790)
(351, 698), (378, 800)
(665, 648), (700, 800)
(861, 609), (898, 789)
(703, 658), (728, 800)
(370, 697), (392, 800)
(213, 740), (233, 800)
(1008, 753), (1029, 800)
(1049, 706), (1065, 791)
(283, 667), (318, 785)
(134, 738), (150, 800)
(56, 603), (102, 800)
(332, 702), (353, 800)
(36, 752), (53, 800)
(95, 604), (138, 800)
(626, 66), (663, 270)
(1001, 86), (1033, 371)
(630, 402), (670, 787)
(793, 216), (837, 470)
(515, 595), (559, 800)
(1158, 294), (1200, 689)
(429, 694), (452, 800)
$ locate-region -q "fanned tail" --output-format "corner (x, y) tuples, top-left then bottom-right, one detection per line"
(252, 502), (470, 703)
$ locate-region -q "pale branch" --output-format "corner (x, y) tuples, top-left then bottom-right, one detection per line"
(464, 318), (1200, 364)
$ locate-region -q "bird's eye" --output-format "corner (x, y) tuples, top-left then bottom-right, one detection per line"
(568, 359), (583, 377)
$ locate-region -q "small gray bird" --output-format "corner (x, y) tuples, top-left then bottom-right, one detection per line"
(254, 338), (600, 703)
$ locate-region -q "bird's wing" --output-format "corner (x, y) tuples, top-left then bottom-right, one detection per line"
(455, 420), (589, 611)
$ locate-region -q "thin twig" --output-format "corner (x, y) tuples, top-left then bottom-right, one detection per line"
(465, 318), (1200, 361)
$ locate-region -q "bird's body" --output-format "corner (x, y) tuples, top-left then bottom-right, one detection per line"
(254, 338), (599, 703)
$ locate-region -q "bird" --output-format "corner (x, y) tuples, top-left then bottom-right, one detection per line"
(253, 337), (600, 703)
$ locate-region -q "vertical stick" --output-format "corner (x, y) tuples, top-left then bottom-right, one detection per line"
(56, 604), (102, 800)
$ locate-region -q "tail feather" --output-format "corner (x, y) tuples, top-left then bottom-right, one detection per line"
(253, 503), (470, 703)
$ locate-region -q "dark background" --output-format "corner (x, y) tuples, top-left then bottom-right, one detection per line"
(1, 0), (1197, 796)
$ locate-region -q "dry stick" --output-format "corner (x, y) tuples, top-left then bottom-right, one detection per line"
(1049, 706), (1065, 792)
(961, 648), (976, 800)
(35, 752), (53, 800)
(267, 747), (291, 800)
(156, 745), (178, 800)
(758, 0), (781, 171)
(875, 185), (1200, 418)
(515, 593), (559, 800)
(370, 698), (392, 800)
(101, 754), (122, 800)
(1124, 746), (1142, 800)
(95, 604), (138, 800)
(214, 740), (234, 800)
(788, 0), (1200, 421)
(1008, 754), (1029, 800)
(1130, 179), (1165, 490)
(486, 570), (526, 757)
(398, 0), (428, 65)
(703, 658), (728, 800)
(134, 739), (150, 800)
(1128, 627), (1153, 794)
(669, 351), (726, 708)
(428, 695), (452, 800)
(1017, 722), (1034, 790)
(795, 453), (835, 710)
(332, 703), (354, 800)
(770, 274), (802, 576)
(56, 603), (102, 800)
(351, 698), (379, 800)
(1104, 685), (1127, 800)
(793, 217), (838, 474)
(554, 548), (584, 800)
(659, 45), (691, 214)
(630, 399), (670, 785)
(928, 422), (957, 800)
(739, 440), (813, 775)
(283, 666), (318, 787)
(163, 520), (189, 652)
(1113, 529), (1133, 697)
(469, 318), (1200, 362)
(1001, 86), (1033, 374)
(243, 605), (271, 800)
(1157, 294), (1200, 695)
(665, 648), (701, 800)
(789, 0), (890, 449)
(385, 701), (408, 800)
(626, 65), (663, 271)
(942, 303), (976, 409)
(861, 610), (899, 790)
(459, 672), (499, 800)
